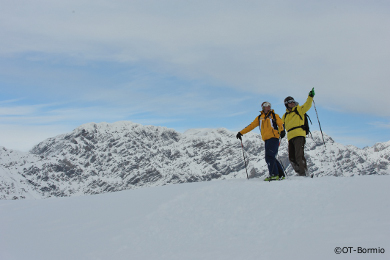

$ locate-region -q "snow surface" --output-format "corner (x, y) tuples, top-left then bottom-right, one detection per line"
(1, 175), (389, 260)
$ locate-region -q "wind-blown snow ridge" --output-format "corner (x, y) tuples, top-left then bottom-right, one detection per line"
(0, 121), (389, 199)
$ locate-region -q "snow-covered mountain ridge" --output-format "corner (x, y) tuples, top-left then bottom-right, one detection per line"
(1, 121), (389, 199)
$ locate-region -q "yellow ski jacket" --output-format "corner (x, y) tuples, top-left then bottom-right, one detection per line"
(282, 96), (313, 141)
(239, 110), (284, 141)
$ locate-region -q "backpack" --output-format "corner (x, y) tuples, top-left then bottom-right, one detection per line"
(283, 109), (312, 136)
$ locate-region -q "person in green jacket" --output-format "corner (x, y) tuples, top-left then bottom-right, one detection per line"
(282, 88), (315, 176)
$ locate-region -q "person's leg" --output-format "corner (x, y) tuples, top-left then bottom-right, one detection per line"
(293, 137), (307, 176)
(288, 138), (300, 174)
(265, 138), (279, 177)
(276, 160), (285, 178)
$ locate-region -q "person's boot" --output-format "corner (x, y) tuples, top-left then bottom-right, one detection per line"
(264, 175), (280, 181)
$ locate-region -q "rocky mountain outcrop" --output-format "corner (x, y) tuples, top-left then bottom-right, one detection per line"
(1, 121), (389, 199)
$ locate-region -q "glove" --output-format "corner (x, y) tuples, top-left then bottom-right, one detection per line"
(280, 130), (286, 139)
(236, 132), (243, 140)
(309, 87), (315, 98)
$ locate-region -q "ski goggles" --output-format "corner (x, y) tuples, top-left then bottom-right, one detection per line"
(285, 99), (296, 105)
(261, 102), (271, 108)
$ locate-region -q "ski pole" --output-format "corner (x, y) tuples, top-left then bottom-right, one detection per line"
(278, 158), (287, 177)
(240, 139), (249, 179)
(313, 99), (326, 147)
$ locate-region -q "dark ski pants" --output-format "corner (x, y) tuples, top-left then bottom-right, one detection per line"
(265, 138), (284, 177)
(288, 136), (307, 176)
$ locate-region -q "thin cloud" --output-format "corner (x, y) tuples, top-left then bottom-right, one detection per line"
(369, 121), (390, 129)
(1, 0), (387, 115)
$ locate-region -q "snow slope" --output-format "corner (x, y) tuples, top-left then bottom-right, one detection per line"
(1, 175), (389, 260)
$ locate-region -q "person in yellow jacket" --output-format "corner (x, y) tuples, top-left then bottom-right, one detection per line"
(236, 101), (286, 181)
(282, 88), (315, 176)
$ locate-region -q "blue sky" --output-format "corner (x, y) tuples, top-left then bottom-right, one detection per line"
(1, 0), (390, 151)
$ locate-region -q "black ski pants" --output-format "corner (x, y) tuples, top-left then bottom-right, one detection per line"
(288, 136), (307, 176)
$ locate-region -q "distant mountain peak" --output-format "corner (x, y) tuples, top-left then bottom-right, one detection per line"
(1, 121), (389, 200)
